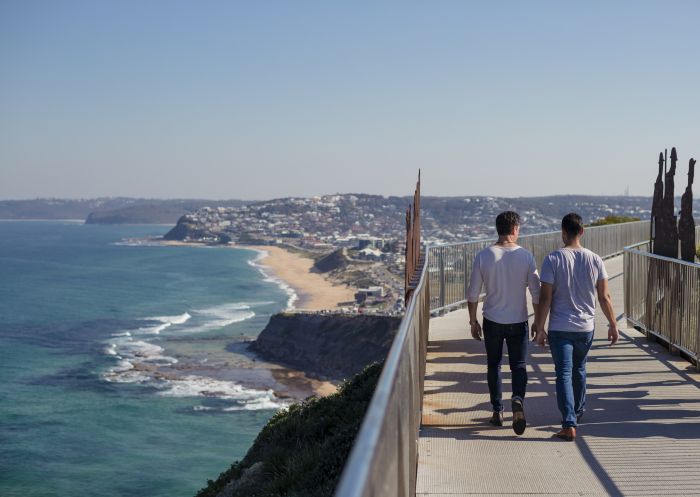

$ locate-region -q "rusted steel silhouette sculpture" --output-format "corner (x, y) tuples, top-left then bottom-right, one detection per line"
(647, 148), (696, 352)
(405, 171), (423, 303)
(653, 148), (679, 258)
(650, 153), (664, 253)
(679, 158), (696, 262)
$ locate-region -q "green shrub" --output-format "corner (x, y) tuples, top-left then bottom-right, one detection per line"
(587, 215), (641, 227)
(696, 244), (700, 261)
(195, 362), (383, 497)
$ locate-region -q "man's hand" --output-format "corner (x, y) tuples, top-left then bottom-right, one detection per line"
(530, 322), (538, 339)
(470, 321), (482, 341)
(535, 329), (547, 347)
(608, 324), (619, 346)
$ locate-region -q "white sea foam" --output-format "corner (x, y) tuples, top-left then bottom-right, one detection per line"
(102, 332), (179, 384)
(100, 301), (265, 404)
(156, 312), (192, 325)
(182, 303), (254, 333)
(246, 251), (298, 310)
(159, 375), (288, 411)
(136, 312), (192, 334)
(113, 238), (164, 247)
(103, 358), (153, 384)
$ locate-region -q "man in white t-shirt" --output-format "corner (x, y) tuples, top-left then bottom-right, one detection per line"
(467, 211), (541, 435)
(534, 213), (620, 441)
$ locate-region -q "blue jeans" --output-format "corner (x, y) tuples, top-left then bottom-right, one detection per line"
(483, 318), (528, 413)
(548, 330), (594, 428)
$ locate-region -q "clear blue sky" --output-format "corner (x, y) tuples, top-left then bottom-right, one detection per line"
(2, 1), (699, 200)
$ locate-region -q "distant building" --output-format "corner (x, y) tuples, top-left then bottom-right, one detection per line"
(358, 247), (383, 261)
(354, 286), (385, 304)
(357, 237), (385, 250)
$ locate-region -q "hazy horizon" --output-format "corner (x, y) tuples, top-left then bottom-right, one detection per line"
(0, 192), (662, 202)
(2, 1), (699, 200)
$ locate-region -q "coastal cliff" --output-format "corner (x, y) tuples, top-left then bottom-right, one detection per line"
(250, 312), (401, 381)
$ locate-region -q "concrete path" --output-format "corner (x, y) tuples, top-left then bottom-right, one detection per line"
(416, 255), (700, 496)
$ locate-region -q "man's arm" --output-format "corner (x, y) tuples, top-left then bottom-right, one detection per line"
(534, 283), (552, 346)
(531, 303), (541, 338)
(466, 254), (483, 340)
(467, 301), (482, 340)
(596, 278), (619, 345)
(527, 254), (542, 337)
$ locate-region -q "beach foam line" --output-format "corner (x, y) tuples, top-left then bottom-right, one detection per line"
(246, 252), (298, 310)
(160, 375), (289, 411)
(135, 312), (193, 334)
(113, 238), (166, 247)
(177, 303), (255, 333)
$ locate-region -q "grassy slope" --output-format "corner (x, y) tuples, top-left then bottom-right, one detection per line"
(195, 362), (383, 497)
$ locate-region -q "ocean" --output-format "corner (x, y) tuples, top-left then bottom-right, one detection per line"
(0, 221), (293, 497)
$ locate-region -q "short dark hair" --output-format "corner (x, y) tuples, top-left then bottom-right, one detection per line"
(562, 213), (584, 238)
(496, 211), (521, 236)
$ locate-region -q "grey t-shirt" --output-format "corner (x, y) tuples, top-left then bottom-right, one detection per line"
(540, 247), (608, 332)
(467, 245), (541, 325)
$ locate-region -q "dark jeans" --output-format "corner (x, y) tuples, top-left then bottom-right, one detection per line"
(483, 318), (528, 413)
(548, 330), (594, 428)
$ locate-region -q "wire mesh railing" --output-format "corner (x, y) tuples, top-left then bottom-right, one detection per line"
(624, 236), (700, 370)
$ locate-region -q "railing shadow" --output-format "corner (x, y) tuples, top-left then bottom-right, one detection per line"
(420, 321), (700, 496)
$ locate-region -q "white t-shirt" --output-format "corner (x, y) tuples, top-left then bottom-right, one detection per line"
(467, 245), (541, 324)
(540, 247), (608, 332)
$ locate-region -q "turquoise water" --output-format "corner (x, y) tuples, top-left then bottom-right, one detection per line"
(0, 221), (289, 497)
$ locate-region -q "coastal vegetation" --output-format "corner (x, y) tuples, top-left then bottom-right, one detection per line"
(587, 215), (641, 226)
(195, 362), (383, 497)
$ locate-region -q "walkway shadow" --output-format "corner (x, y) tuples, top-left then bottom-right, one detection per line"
(421, 324), (700, 497)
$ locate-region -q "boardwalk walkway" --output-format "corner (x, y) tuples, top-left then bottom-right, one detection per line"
(416, 255), (700, 496)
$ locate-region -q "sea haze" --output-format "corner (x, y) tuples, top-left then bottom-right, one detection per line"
(0, 221), (290, 497)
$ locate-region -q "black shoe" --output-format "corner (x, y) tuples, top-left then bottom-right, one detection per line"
(489, 411), (504, 426)
(512, 399), (526, 435)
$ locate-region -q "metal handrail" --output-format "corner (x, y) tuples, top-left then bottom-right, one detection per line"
(335, 257), (430, 497)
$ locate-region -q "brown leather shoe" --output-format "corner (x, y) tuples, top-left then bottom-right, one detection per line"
(555, 427), (576, 441)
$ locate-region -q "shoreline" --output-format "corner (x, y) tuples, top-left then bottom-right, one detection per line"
(161, 240), (357, 312)
(244, 244), (356, 312)
(159, 239), (351, 397)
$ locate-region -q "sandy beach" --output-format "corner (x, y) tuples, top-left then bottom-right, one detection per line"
(245, 245), (356, 311)
(161, 241), (355, 311)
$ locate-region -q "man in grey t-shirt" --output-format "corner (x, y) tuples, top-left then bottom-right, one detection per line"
(467, 211), (541, 435)
(534, 213), (620, 441)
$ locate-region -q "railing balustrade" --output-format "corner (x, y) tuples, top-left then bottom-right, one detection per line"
(335, 260), (430, 497)
(624, 227), (700, 370)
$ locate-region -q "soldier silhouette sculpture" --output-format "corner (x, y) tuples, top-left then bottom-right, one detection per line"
(679, 158), (696, 262)
(650, 153), (664, 253)
(653, 148), (679, 258)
